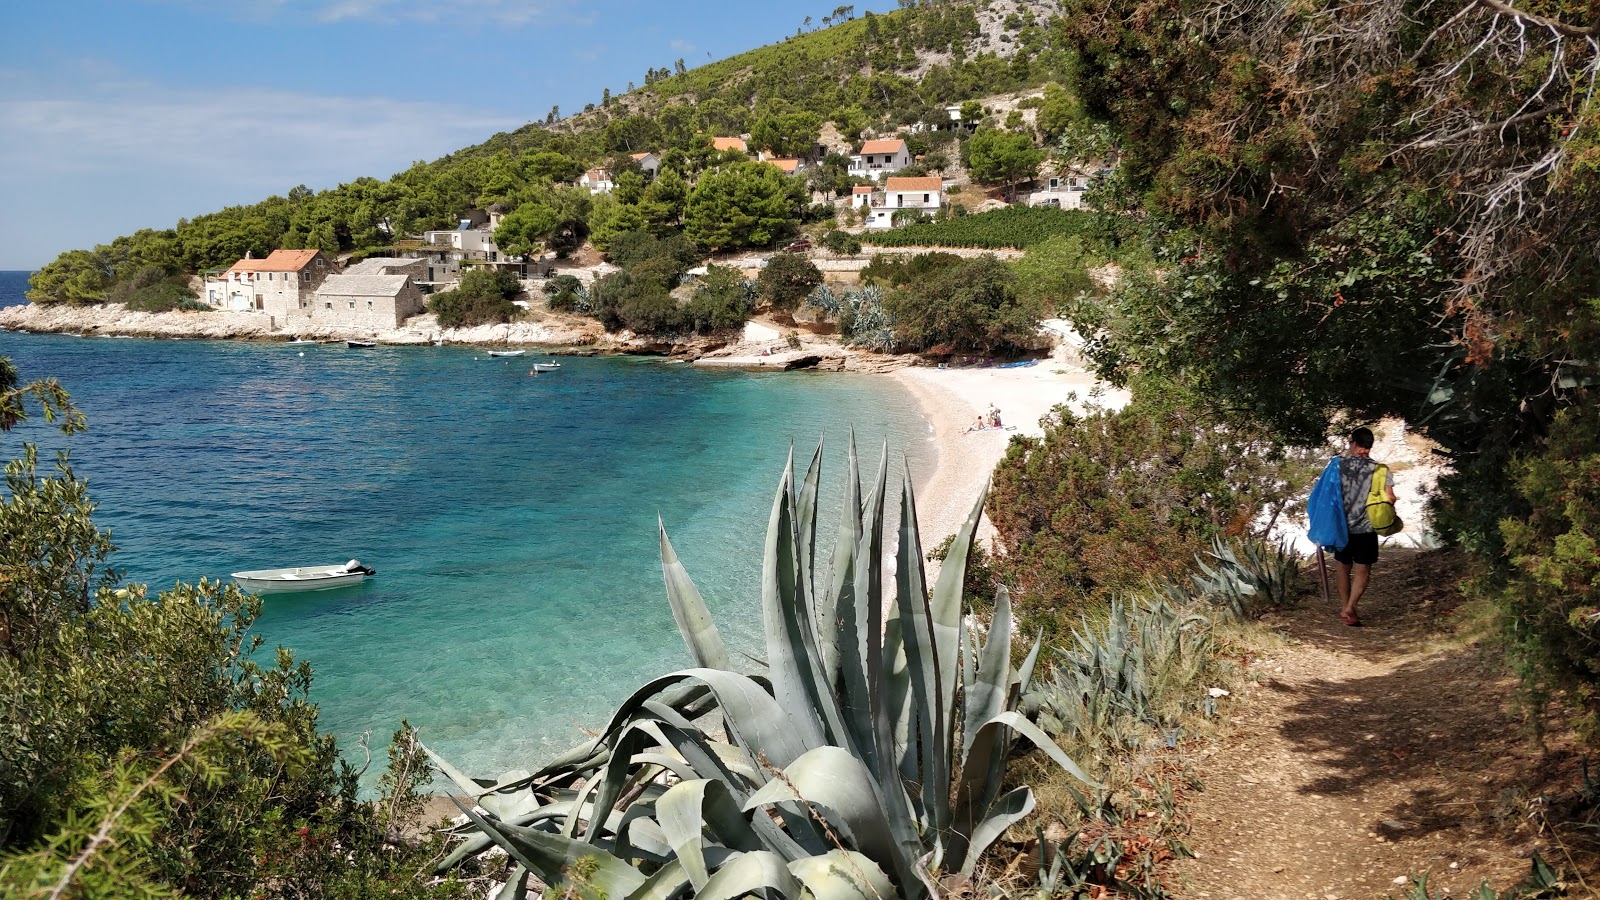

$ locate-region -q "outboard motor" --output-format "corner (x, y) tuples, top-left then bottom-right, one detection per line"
(343, 559), (377, 576)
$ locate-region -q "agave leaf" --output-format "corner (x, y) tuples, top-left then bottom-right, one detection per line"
(657, 779), (763, 890)
(819, 432), (862, 704)
(741, 745), (914, 893)
(627, 859), (691, 900)
(845, 443), (891, 780)
(453, 800), (647, 897)
(894, 467), (947, 831)
(495, 865), (529, 900)
(788, 850), (897, 900)
(962, 585), (1014, 759)
(931, 480), (989, 715)
(658, 521), (731, 671)
(1016, 628), (1043, 697)
(596, 668), (813, 770)
(760, 453), (836, 750)
(696, 850), (804, 900)
(418, 739), (513, 799)
(960, 786), (1035, 876)
(796, 440), (823, 617)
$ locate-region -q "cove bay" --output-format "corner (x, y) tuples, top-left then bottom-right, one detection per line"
(0, 272), (933, 784)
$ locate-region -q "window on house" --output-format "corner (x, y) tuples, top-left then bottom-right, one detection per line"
(923, 193), (930, 203)
(325, 302), (332, 310)
(1049, 177), (1060, 188)
(348, 301), (356, 309)
(367, 300), (373, 309)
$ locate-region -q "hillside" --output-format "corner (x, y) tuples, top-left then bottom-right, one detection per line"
(24, 0), (1080, 305)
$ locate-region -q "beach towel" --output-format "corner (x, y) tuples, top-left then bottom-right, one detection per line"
(1306, 456), (1349, 550)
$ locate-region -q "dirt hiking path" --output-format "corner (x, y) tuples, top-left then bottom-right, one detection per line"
(1173, 548), (1589, 899)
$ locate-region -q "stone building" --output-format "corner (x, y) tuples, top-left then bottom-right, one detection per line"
(215, 249), (332, 320)
(310, 274), (426, 329)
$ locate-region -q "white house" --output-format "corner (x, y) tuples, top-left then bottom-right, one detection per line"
(850, 185), (875, 209)
(1027, 163), (1110, 210)
(216, 249), (333, 319)
(629, 152), (661, 181)
(865, 177), (944, 229)
(420, 224), (501, 259)
(580, 167), (614, 194)
(848, 138), (913, 179)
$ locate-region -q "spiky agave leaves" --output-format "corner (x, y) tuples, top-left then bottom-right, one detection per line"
(429, 438), (1097, 898)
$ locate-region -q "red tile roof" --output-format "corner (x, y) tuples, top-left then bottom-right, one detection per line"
(766, 158), (800, 174)
(884, 176), (943, 192)
(857, 138), (907, 155)
(710, 136), (747, 153)
(630, 151), (656, 160)
(227, 249), (322, 274)
(852, 185), (875, 194)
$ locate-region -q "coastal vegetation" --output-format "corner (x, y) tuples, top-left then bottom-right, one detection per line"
(427, 268), (524, 328)
(865, 207), (1098, 251)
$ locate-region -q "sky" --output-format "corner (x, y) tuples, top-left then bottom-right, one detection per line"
(0, 1), (897, 271)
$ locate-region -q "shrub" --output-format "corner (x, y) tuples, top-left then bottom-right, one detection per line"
(859, 251), (962, 287)
(883, 255), (1046, 354)
(429, 268), (522, 328)
(988, 388), (1319, 642)
(1154, 536), (1302, 620)
(822, 229), (861, 255)
(758, 252), (823, 311)
(106, 266), (204, 313)
(541, 274), (586, 312)
(605, 230), (699, 276)
(682, 265), (753, 333)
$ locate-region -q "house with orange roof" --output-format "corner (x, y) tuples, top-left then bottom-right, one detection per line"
(764, 157), (801, 175)
(709, 136), (749, 156)
(629, 151), (661, 181)
(848, 138), (912, 179)
(213, 249), (332, 319)
(851, 184), (876, 209)
(580, 167), (614, 194)
(866, 176), (944, 229)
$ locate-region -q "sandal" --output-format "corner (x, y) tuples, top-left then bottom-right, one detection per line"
(1340, 613), (1364, 627)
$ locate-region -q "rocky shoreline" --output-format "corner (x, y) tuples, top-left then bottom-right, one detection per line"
(0, 302), (911, 373)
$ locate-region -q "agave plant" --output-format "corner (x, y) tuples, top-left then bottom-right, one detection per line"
(1037, 598), (1212, 749)
(424, 439), (1094, 899)
(1162, 536), (1299, 620)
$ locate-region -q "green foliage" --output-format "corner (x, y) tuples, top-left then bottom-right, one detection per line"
(604, 230), (698, 275)
(429, 268), (522, 328)
(1155, 536), (1302, 621)
(1496, 399), (1600, 732)
(757, 253), (823, 311)
(433, 442), (1096, 895)
(882, 254), (1046, 354)
(750, 105), (823, 158)
(541, 274), (587, 312)
(965, 128), (1045, 191)
(987, 389), (1319, 642)
(683, 162), (806, 251)
(859, 250), (962, 287)
(822, 229), (862, 255)
(868, 206), (1098, 250)
(806, 283), (896, 351)
(0, 358), (84, 435)
(0, 430), (463, 897)
(1037, 598), (1216, 752)
(683, 265), (755, 333)
(105, 267), (204, 313)
(587, 193), (648, 253)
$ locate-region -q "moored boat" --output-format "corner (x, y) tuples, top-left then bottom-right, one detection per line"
(531, 362), (561, 372)
(232, 560), (376, 593)
(346, 340), (376, 348)
(287, 338), (319, 345)
(486, 349), (526, 358)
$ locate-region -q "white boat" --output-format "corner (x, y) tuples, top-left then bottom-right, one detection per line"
(286, 338), (319, 345)
(232, 560), (376, 593)
(346, 340), (376, 349)
(531, 362), (561, 372)
(487, 349), (526, 358)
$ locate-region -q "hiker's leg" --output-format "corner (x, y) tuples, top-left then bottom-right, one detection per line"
(1347, 563), (1371, 617)
(1335, 560), (1352, 610)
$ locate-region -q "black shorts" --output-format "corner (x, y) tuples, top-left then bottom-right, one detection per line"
(1334, 531), (1379, 566)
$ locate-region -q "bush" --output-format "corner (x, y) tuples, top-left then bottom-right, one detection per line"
(428, 268), (521, 328)
(757, 252), (823, 311)
(106, 266), (204, 313)
(859, 251), (962, 287)
(822, 229), (862, 255)
(682, 265), (753, 333)
(541, 274), (586, 312)
(605, 230), (699, 276)
(882, 255), (1046, 354)
(988, 388), (1319, 642)
(589, 268), (684, 335)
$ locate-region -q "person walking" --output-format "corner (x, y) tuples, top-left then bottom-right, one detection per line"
(1333, 426), (1396, 626)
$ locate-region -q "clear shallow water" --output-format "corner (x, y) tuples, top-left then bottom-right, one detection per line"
(0, 271), (934, 784)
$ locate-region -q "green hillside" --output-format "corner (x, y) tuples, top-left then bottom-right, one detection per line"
(26, 0), (1076, 305)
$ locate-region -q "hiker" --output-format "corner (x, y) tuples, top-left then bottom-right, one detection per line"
(1333, 426), (1396, 626)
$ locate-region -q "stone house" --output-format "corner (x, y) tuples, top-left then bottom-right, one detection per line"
(865, 176), (944, 229)
(310, 274), (426, 329)
(217, 249), (332, 320)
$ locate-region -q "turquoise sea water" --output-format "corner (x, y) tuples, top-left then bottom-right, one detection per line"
(0, 271), (935, 785)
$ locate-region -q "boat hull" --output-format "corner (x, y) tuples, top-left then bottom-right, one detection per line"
(232, 565), (371, 593)
(487, 350), (526, 358)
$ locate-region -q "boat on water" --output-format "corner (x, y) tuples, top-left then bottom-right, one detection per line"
(486, 349), (526, 358)
(287, 338), (319, 346)
(232, 560), (376, 593)
(531, 362), (561, 372)
(346, 340), (377, 349)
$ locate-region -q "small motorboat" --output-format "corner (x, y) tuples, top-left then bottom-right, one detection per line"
(487, 349), (527, 358)
(233, 559), (376, 594)
(531, 362), (562, 372)
(287, 338), (319, 346)
(346, 340), (376, 349)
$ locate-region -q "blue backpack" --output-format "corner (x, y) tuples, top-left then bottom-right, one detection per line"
(1306, 457), (1349, 550)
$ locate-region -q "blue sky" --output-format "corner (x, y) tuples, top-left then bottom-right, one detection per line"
(0, 1), (895, 270)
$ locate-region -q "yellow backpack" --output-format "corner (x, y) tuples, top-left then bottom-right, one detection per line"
(1366, 464), (1402, 536)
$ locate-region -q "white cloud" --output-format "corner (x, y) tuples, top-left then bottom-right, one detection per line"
(0, 70), (523, 266)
